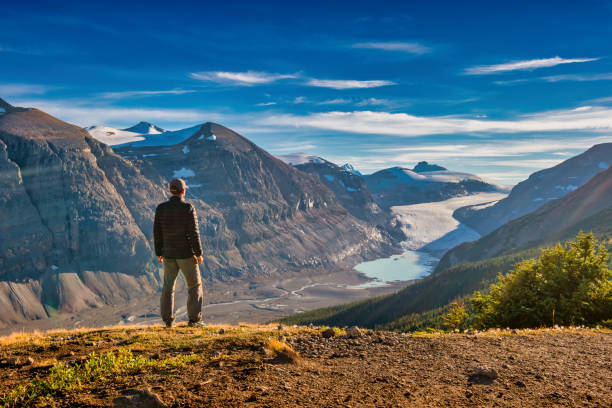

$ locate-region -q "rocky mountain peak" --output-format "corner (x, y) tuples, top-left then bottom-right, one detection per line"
(413, 161), (447, 173)
(122, 121), (165, 134)
(0, 97), (14, 111)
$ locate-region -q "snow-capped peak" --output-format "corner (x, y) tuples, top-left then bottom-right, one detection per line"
(122, 121), (165, 134)
(340, 163), (363, 176)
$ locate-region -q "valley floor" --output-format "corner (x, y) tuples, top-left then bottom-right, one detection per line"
(0, 325), (609, 407)
(0, 269), (406, 336)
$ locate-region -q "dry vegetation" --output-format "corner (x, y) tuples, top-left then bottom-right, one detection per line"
(0, 324), (610, 407)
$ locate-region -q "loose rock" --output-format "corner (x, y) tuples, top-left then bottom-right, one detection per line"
(113, 388), (166, 408)
(346, 326), (362, 338)
(321, 328), (335, 339)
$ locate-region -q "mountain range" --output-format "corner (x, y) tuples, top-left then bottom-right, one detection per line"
(363, 165), (508, 209)
(454, 143), (612, 235)
(0, 98), (398, 328)
(281, 148), (612, 330)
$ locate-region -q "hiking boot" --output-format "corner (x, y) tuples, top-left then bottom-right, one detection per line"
(165, 321), (175, 329)
(188, 320), (206, 328)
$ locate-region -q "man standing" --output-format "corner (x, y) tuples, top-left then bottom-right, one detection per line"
(154, 178), (205, 328)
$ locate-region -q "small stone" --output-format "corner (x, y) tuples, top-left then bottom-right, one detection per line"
(404, 391), (411, 397)
(24, 357), (34, 365)
(113, 388), (166, 408)
(501, 364), (510, 369)
(515, 380), (526, 388)
(465, 391), (473, 398)
(465, 330), (475, 335)
(321, 328), (335, 339)
(218, 328), (225, 334)
(7, 357), (20, 366)
(346, 326), (362, 338)
(471, 366), (499, 380)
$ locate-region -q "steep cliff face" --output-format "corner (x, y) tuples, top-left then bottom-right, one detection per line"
(0, 105), (154, 279)
(277, 154), (384, 224)
(0, 100), (172, 325)
(116, 123), (396, 280)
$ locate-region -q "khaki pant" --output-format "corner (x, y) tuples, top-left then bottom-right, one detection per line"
(161, 257), (202, 324)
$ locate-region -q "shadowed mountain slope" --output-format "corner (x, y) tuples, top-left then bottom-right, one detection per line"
(454, 143), (612, 235)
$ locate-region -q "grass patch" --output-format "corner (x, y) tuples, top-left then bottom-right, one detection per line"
(0, 348), (203, 407)
(265, 339), (300, 364)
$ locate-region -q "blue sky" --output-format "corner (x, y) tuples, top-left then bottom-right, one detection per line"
(2, 0), (612, 184)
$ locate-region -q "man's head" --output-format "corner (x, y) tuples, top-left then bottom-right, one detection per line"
(169, 178), (187, 197)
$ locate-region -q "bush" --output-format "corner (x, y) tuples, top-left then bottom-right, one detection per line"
(442, 302), (468, 331)
(471, 233), (612, 329)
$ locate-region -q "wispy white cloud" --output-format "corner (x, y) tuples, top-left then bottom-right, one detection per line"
(98, 89), (195, 99)
(190, 71), (297, 86)
(293, 96), (306, 104)
(317, 98), (352, 105)
(352, 41), (430, 54)
(541, 73), (612, 82)
(465, 56), (599, 75)
(257, 106), (612, 137)
(255, 101), (277, 107)
(356, 97), (389, 106)
(0, 83), (51, 97)
(306, 79), (395, 89)
(496, 73), (612, 85)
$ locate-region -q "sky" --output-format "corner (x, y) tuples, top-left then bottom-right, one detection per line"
(2, 0), (612, 184)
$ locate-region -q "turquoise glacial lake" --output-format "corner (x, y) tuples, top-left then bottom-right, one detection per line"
(354, 250), (439, 287)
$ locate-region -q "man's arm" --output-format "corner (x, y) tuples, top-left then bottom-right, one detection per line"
(186, 205), (203, 259)
(153, 205), (164, 259)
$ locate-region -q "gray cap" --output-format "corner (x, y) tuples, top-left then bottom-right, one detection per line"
(169, 178), (187, 194)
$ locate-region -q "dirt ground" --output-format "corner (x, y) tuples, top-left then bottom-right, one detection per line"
(0, 325), (610, 407)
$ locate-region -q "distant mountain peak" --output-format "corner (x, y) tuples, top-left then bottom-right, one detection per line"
(413, 161), (447, 173)
(122, 121), (165, 134)
(341, 163), (362, 176)
(0, 97), (14, 110)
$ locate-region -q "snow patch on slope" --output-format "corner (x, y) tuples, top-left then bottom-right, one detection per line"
(277, 153), (325, 166)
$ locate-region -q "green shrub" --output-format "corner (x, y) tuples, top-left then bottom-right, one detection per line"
(471, 233), (612, 329)
(442, 302), (469, 331)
